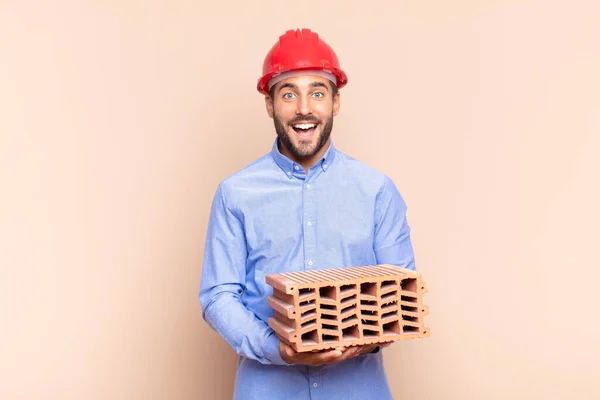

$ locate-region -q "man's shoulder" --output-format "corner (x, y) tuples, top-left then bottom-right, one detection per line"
(216, 152), (274, 195)
(335, 150), (408, 212)
(335, 150), (394, 189)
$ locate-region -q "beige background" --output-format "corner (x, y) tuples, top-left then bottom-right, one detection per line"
(1, 0), (599, 399)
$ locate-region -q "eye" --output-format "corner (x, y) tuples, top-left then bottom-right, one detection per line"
(283, 92), (296, 100)
(312, 92), (324, 98)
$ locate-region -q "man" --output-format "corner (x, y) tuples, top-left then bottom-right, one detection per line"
(199, 28), (416, 400)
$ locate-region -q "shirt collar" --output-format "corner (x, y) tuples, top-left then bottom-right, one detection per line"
(270, 138), (337, 178)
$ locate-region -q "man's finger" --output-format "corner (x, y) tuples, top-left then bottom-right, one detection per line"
(337, 345), (361, 360)
(282, 342), (296, 358)
(313, 348), (343, 364)
(362, 344), (380, 355)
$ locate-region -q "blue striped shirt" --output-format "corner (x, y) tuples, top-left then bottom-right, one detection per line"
(199, 138), (416, 400)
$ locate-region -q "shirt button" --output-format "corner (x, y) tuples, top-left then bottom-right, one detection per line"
(308, 260), (313, 266)
(307, 221), (312, 226)
(306, 184), (311, 189)
(294, 165), (299, 170)
(287, 172), (292, 176)
(313, 383), (318, 388)
(323, 164), (328, 169)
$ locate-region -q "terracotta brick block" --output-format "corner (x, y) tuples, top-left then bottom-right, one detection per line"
(266, 264), (430, 352)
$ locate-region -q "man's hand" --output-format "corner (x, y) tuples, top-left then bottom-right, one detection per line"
(357, 341), (392, 355)
(279, 341), (365, 366)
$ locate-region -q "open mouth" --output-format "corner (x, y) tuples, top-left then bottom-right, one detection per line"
(291, 122), (318, 138)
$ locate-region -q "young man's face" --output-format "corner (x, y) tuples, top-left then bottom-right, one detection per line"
(266, 75), (340, 162)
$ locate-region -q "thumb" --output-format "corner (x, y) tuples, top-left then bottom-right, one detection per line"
(283, 344), (296, 357)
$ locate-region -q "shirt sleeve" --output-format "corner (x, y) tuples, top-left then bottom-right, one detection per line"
(373, 175), (416, 270)
(198, 184), (289, 366)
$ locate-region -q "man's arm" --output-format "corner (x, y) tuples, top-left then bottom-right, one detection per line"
(363, 175), (416, 354)
(200, 184), (373, 366)
(199, 184), (287, 365)
(373, 175), (416, 270)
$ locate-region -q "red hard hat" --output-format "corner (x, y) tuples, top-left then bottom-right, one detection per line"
(257, 28), (348, 95)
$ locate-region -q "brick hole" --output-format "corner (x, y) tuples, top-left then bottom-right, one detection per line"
(401, 304), (418, 313)
(360, 282), (377, 297)
(319, 286), (336, 300)
(340, 293), (357, 302)
(299, 287), (315, 298)
(403, 325), (419, 334)
(383, 320), (401, 335)
(381, 310), (398, 319)
(301, 330), (319, 345)
(400, 278), (417, 293)
(342, 325), (360, 340)
(381, 302), (397, 312)
(342, 314), (358, 324)
(321, 313), (336, 321)
(322, 323), (337, 331)
(361, 309), (377, 316)
(362, 319), (379, 327)
(380, 280), (396, 290)
(341, 304), (357, 314)
(360, 299), (377, 306)
(381, 291), (397, 302)
(340, 294), (357, 305)
(299, 299), (316, 307)
(402, 315), (419, 323)
(301, 310), (317, 319)
(340, 284), (356, 295)
(320, 303), (336, 310)
(363, 329), (378, 338)
(322, 334), (339, 344)
(400, 295), (417, 303)
(301, 320), (317, 329)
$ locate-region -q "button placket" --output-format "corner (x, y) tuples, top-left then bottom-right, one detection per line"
(309, 372), (321, 398)
(303, 178), (317, 270)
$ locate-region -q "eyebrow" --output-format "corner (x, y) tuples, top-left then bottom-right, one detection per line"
(278, 82), (298, 91)
(310, 82), (328, 89)
(278, 81), (330, 92)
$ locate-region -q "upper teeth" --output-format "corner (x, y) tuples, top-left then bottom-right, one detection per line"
(294, 123), (316, 129)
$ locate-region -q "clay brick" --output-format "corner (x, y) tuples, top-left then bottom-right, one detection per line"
(266, 264), (430, 352)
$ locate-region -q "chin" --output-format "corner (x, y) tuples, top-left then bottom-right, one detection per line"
(291, 137), (320, 156)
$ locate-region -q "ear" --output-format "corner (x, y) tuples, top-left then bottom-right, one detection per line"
(265, 95), (274, 119)
(332, 91), (341, 117)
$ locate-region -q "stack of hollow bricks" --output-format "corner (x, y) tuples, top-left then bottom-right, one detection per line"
(266, 264), (429, 352)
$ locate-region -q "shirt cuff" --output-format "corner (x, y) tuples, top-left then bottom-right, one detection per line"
(263, 333), (290, 366)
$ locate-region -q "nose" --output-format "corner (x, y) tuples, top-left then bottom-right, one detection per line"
(295, 95), (310, 115)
